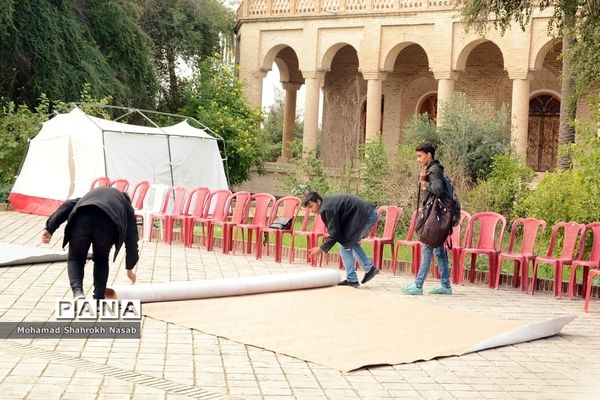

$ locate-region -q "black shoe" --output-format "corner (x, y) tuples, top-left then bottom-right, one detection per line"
(338, 280), (360, 288)
(73, 289), (85, 299)
(361, 267), (379, 284)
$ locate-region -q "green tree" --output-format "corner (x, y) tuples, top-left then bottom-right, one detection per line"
(138, 0), (233, 112)
(0, 0), (157, 108)
(460, 0), (599, 169)
(182, 57), (263, 186)
(84, 0), (158, 108)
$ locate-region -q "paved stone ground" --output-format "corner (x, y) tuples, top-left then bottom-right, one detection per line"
(1, 210), (599, 400)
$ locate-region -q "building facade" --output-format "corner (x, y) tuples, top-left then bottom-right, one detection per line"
(235, 0), (591, 171)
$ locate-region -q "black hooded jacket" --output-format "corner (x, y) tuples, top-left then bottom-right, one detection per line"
(422, 160), (449, 206)
(318, 194), (376, 252)
(45, 187), (139, 269)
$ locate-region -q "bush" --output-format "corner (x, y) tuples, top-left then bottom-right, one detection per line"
(0, 98), (51, 190)
(404, 92), (511, 182)
(516, 102), (600, 225)
(279, 141), (330, 196)
(465, 153), (535, 217)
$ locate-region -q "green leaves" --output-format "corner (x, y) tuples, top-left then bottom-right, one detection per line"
(182, 58), (263, 186)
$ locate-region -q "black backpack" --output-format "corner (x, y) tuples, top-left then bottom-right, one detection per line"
(415, 176), (461, 248)
(444, 177), (461, 227)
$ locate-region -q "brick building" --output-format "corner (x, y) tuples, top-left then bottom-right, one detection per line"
(235, 1), (591, 171)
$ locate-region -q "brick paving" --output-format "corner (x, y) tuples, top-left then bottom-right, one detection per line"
(0, 210), (599, 400)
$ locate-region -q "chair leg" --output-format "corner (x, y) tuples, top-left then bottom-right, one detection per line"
(584, 272), (593, 312)
(581, 266), (590, 299)
(531, 261), (539, 295)
(275, 232), (283, 263)
(495, 255), (504, 289)
(469, 253), (477, 283)
(521, 259), (530, 293)
(488, 254), (496, 288)
(555, 262), (563, 298)
(568, 265), (578, 299)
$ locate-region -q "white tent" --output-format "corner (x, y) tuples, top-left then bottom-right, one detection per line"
(9, 107), (228, 215)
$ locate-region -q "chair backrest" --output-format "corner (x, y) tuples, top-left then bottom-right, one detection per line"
(506, 217), (547, 254)
(465, 211), (507, 251)
(371, 205), (402, 240)
(312, 214), (327, 235)
(404, 209), (419, 241)
(184, 187), (210, 217)
(545, 221), (586, 259)
(269, 196), (302, 224)
(140, 184), (169, 213)
(225, 191), (252, 224)
(245, 193), (276, 226)
(203, 189), (233, 221)
(90, 176), (110, 190)
(448, 210), (471, 248)
(578, 222), (600, 262)
(159, 186), (187, 215)
(110, 179), (130, 192)
(130, 180), (150, 210)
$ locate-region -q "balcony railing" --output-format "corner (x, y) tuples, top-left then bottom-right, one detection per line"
(237, 0), (461, 19)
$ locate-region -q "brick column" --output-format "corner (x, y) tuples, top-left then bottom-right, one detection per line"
(510, 74), (531, 161)
(247, 70), (267, 109)
(301, 71), (323, 154)
(433, 71), (456, 127)
(363, 72), (386, 141)
(278, 82), (301, 162)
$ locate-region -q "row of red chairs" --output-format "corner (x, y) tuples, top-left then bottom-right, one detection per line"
(88, 177), (600, 311)
(361, 206), (600, 311)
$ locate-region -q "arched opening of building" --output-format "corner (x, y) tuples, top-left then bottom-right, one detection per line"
(418, 93), (438, 121)
(322, 44), (363, 166)
(527, 94), (560, 171)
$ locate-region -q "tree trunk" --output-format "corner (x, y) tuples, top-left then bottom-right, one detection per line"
(166, 49), (179, 112)
(557, 11), (577, 170)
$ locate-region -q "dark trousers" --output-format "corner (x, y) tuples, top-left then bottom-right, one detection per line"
(67, 206), (117, 299)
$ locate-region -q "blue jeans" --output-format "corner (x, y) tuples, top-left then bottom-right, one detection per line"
(415, 244), (451, 289)
(340, 209), (378, 283)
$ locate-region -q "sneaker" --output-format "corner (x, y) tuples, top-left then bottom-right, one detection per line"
(337, 280), (360, 288)
(401, 283), (423, 295)
(429, 286), (453, 295)
(73, 290), (85, 299)
(361, 266), (379, 284)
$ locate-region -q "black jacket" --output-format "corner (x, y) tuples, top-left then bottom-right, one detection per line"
(319, 194), (375, 252)
(45, 187), (139, 269)
(422, 160), (449, 206)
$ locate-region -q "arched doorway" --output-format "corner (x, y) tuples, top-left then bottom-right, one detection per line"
(527, 94), (560, 171)
(418, 93), (437, 121)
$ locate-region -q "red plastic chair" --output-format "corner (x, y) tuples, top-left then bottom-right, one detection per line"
(149, 186), (188, 244)
(460, 211), (507, 288)
(447, 210), (471, 284)
(360, 206), (402, 269)
(232, 193), (276, 255)
(257, 196), (302, 262)
(289, 208), (327, 266)
(392, 210), (421, 276)
(584, 269), (600, 312)
(531, 221), (586, 298)
(495, 218), (546, 291)
(130, 180), (150, 211)
(187, 189), (232, 247)
(568, 222), (600, 299)
(90, 176), (110, 190)
(110, 179), (130, 192)
(208, 191), (251, 253)
(177, 187), (210, 247)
